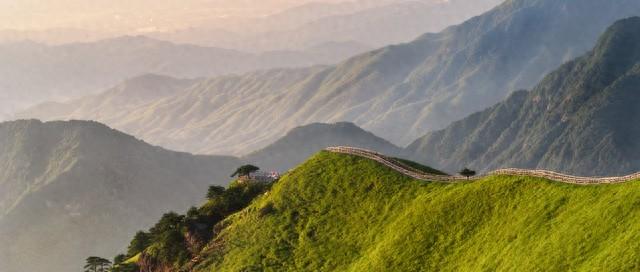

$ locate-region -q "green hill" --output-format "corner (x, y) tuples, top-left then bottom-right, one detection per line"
(195, 151), (640, 271)
(118, 150), (640, 271)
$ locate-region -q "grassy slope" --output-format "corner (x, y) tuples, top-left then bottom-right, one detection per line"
(391, 157), (449, 176)
(197, 151), (640, 272)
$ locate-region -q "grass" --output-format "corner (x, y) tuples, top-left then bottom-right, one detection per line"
(390, 156), (449, 175)
(194, 151), (640, 272)
(123, 253), (140, 264)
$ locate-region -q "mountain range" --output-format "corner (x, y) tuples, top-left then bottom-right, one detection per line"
(0, 0), (501, 52)
(0, 0), (504, 121)
(6, 1), (640, 271)
(159, 0), (502, 52)
(0, 36), (370, 120)
(407, 17), (640, 176)
(19, 0), (640, 156)
(0, 120), (241, 272)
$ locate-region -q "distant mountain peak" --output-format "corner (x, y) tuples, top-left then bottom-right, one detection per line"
(408, 17), (640, 176)
(592, 16), (640, 65)
(245, 122), (403, 171)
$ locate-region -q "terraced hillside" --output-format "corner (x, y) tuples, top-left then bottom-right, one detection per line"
(124, 150), (640, 272)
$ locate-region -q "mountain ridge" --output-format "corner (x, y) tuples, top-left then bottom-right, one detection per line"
(0, 34), (366, 120)
(18, 0), (640, 156)
(0, 119), (242, 272)
(244, 122), (404, 171)
(407, 16), (640, 176)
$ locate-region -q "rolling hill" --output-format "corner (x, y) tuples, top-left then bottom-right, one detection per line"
(121, 151), (640, 271)
(407, 17), (640, 176)
(244, 122), (404, 171)
(0, 120), (242, 272)
(20, 0), (640, 156)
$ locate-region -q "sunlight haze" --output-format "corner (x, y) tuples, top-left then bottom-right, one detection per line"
(0, 0), (358, 31)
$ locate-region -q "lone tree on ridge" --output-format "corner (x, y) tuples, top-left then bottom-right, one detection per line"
(84, 256), (112, 272)
(231, 165), (260, 179)
(459, 168), (477, 180)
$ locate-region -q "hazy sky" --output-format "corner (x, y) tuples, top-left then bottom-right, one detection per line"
(0, 0), (351, 31)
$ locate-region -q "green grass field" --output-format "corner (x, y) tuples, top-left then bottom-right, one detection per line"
(123, 253), (140, 264)
(194, 151), (640, 272)
(390, 156), (449, 176)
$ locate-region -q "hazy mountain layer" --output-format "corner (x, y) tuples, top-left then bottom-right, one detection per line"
(18, 74), (199, 122)
(20, 0), (640, 156)
(0, 120), (242, 272)
(169, 0), (502, 52)
(244, 122), (404, 171)
(0, 35), (366, 119)
(408, 17), (640, 176)
(0, 0), (497, 52)
(18, 67), (323, 155)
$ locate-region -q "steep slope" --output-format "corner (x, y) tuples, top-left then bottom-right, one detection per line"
(185, 151), (640, 271)
(0, 120), (242, 272)
(244, 122), (404, 171)
(408, 17), (640, 176)
(20, 0), (640, 156)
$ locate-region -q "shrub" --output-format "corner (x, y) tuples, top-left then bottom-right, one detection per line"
(127, 232), (152, 257)
(259, 203), (276, 217)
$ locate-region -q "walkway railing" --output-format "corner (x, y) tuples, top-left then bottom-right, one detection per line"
(325, 146), (640, 185)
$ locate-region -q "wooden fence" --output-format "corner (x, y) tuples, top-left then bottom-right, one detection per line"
(325, 146), (640, 185)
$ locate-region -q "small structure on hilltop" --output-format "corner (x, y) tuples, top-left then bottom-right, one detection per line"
(232, 164), (280, 183)
(245, 171), (280, 183)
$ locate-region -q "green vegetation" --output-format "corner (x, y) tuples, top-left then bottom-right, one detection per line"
(126, 232), (152, 257)
(109, 254), (139, 272)
(459, 168), (477, 179)
(0, 119), (242, 272)
(391, 157), (448, 175)
(192, 151), (640, 271)
(206, 185), (226, 199)
(83, 257), (111, 272)
(231, 165), (260, 178)
(408, 17), (640, 176)
(123, 253), (140, 265)
(112, 178), (273, 271)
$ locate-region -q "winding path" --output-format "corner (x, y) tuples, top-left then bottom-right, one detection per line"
(325, 146), (640, 185)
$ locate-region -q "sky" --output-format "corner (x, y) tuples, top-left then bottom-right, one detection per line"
(0, 0), (350, 31)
